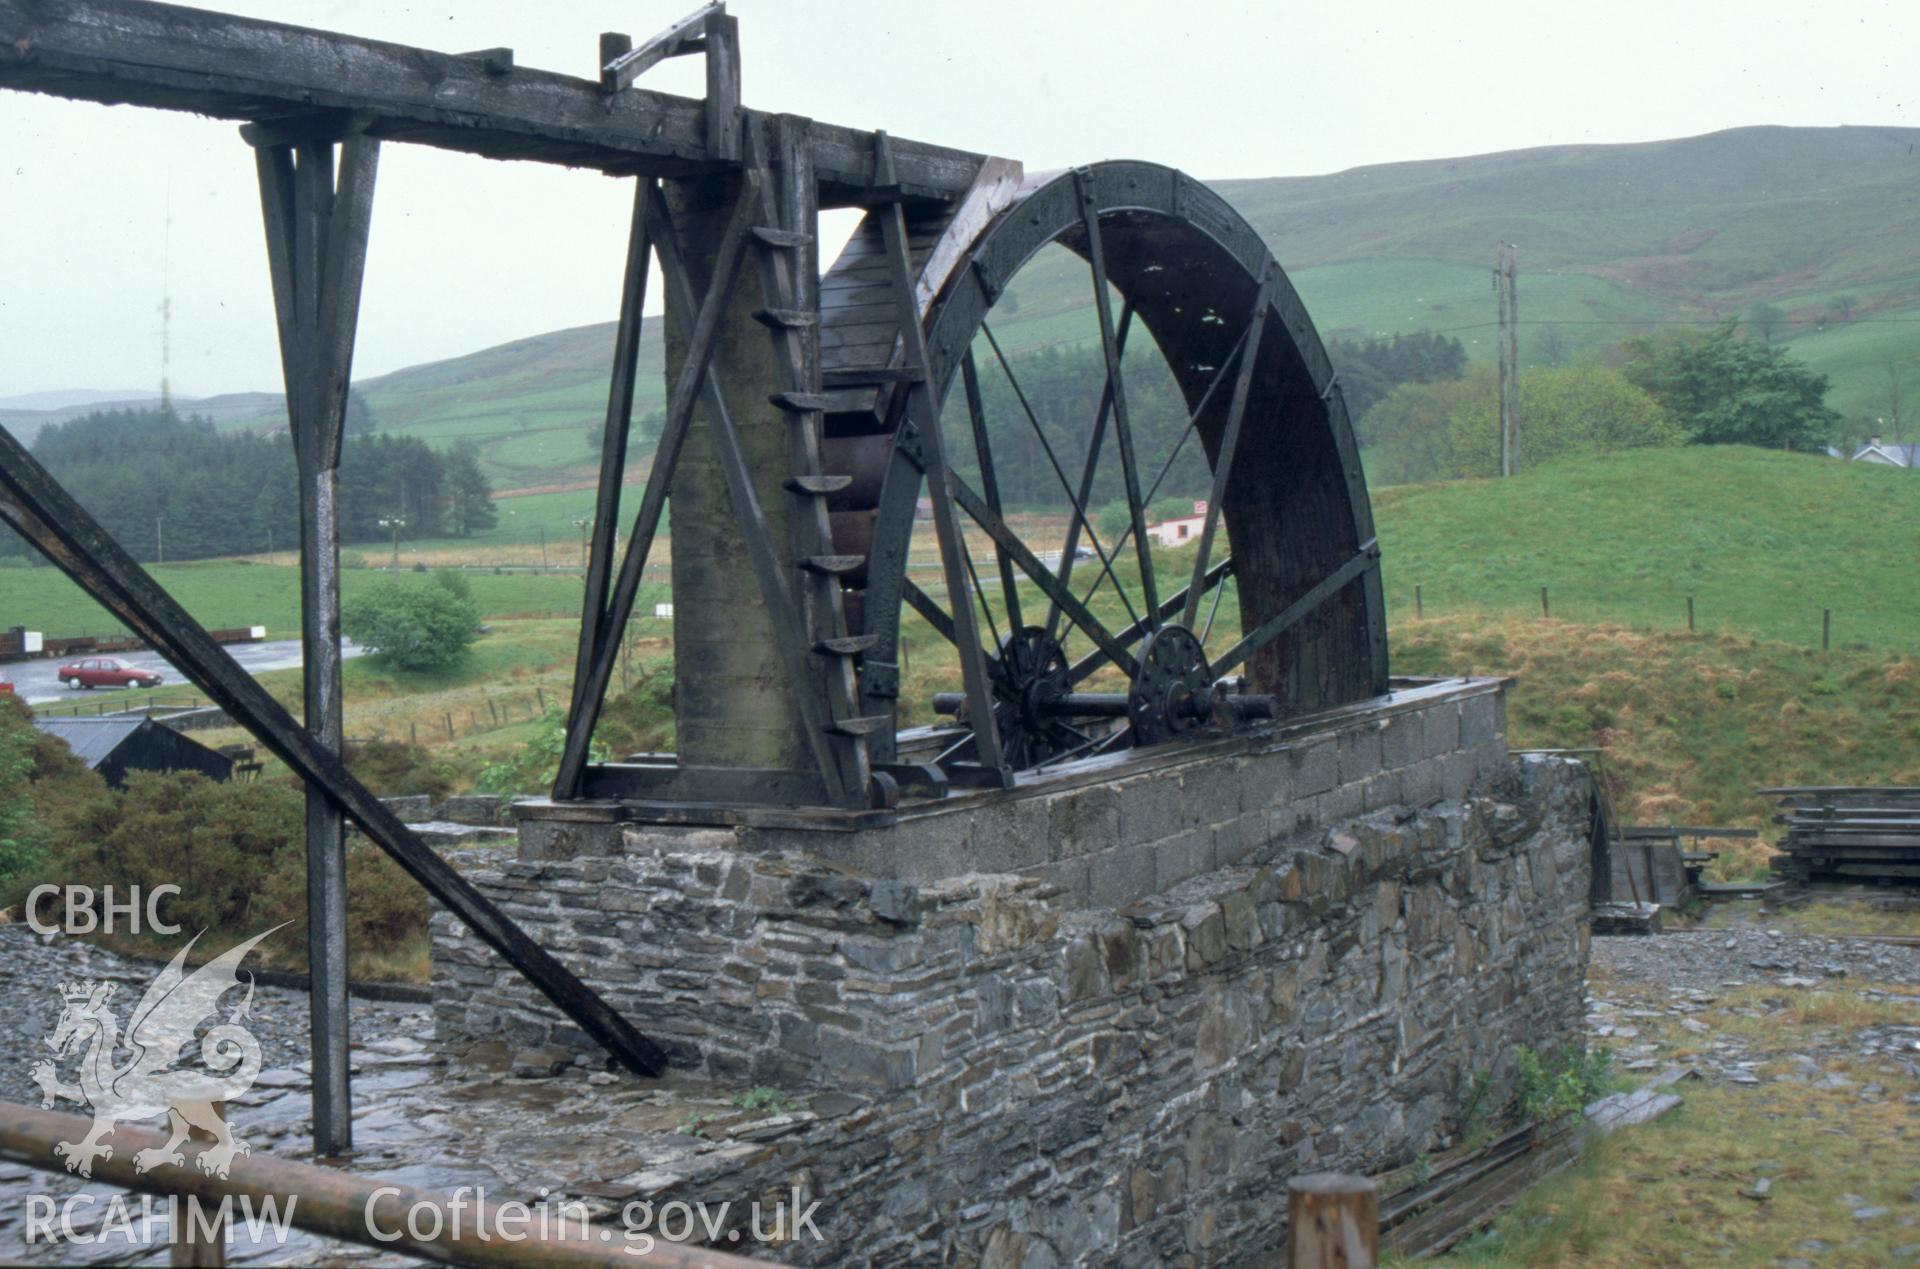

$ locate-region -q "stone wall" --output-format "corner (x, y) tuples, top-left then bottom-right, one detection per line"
(429, 681), (1592, 1264)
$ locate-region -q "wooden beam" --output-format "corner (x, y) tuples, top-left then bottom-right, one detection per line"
(0, 0), (994, 202)
(0, 424), (670, 1078)
(567, 179), (654, 731)
(600, 3), (716, 92)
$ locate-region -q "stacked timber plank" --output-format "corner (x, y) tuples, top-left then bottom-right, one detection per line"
(1764, 787), (1920, 883)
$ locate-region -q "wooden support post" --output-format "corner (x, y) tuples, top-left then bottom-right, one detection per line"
(1287, 1173), (1379, 1269)
(1540, 585), (1550, 619)
(565, 179), (652, 750)
(1414, 584), (1423, 619)
(1822, 607), (1831, 651)
(254, 131), (378, 1161)
(170, 1101), (227, 1266)
(703, 9), (741, 161)
(1686, 594), (1695, 632)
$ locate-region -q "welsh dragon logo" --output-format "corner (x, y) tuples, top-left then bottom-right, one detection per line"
(30, 925), (282, 1179)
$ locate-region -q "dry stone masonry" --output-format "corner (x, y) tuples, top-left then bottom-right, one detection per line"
(431, 679), (1593, 1263)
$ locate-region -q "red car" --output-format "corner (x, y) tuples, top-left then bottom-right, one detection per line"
(58, 657), (163, 690)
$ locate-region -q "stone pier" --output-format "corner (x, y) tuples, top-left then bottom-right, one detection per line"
(430, 677), (1593, 1264)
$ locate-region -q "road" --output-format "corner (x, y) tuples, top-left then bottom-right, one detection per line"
(3, 638), (365, 704)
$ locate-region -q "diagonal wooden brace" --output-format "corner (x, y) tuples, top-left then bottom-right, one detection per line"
(0, 428), (670, 1078)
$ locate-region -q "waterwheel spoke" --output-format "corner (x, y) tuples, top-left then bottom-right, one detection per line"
(960, 350), (1023, 635)
(1075, 168), (1158, 621)
(903, 578), (958, 647)
(959, 533), (1003, 653)
(1071, 322), (1252, 613)
(947, 472), (1139, 678)
(979, 321), (1142, 633)
(1067, 556), (1233, 687)
(1180, 261), (1274, 630)
(1045, 300), (1133, 642)
(1199, 571), (1233, 647)
(1211, 540), (1379, 679)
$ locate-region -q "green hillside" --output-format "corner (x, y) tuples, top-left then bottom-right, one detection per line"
(1229, 125), (1920, 422)
(1374, 445), (1920, 650)
(142, 125), (1920, 494)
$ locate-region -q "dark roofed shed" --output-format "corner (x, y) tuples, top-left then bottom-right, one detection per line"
(31, 715), (234, 788)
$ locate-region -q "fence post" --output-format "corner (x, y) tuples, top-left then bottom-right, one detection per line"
(1686, 595), (1694, 633)
(1540, 585), (1550, 619)
(1414, 584), (1423, 619)
(1822, 608), (1831, 651)
(410, 721), (418, 745)
(536, 686), (547, 713)
(1287, 1173), (1378, 1268)
(444, 713), (454, 740)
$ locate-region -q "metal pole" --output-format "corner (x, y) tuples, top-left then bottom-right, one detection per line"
(255, 134), (379, 1159)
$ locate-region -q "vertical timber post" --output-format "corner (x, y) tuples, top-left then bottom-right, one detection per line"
(252, 130), (380, 1159)
(1287, 1173), (1379, 1268)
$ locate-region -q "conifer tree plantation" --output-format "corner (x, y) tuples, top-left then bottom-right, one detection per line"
(0, 406), (496, 564)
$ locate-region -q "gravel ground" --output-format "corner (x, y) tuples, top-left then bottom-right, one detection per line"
(0, 905), (1912, 1264)
(1593, 925), (1920, 992)
(0, 926), (421, 1111)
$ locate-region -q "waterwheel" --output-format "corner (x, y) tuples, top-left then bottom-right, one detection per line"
(812, 161), (1388, 785)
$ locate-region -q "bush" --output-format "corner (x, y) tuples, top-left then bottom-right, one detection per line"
(344, 738), (458, 802)
(38, 771), (304, 937)
(1514, 1043), (1613, 1124)
(341, 575), (482, 671)
(1365, 362), (1681, 484)
(24, 770), (428, 976)
(596, 657), (676, 756)
(476, 705), (610, 796)
(0, 695), (48, 903)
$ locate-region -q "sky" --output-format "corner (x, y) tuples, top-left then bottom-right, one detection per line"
(3, 0), (1919, 401)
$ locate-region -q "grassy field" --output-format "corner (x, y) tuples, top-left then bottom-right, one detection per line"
(0, 559), (627, 640)
(1394, 613), (1920, 878)
(1373, 446), (1920, 651)
(1426, 965), (1920, 1266)
(9, 445), (1915, 874)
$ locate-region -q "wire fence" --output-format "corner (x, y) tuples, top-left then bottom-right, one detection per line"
(1398, 583), (1860, 652)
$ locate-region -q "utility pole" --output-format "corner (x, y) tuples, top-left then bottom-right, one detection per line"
(1494, 243), (1520, 477)
(379, 515), (406, 569)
